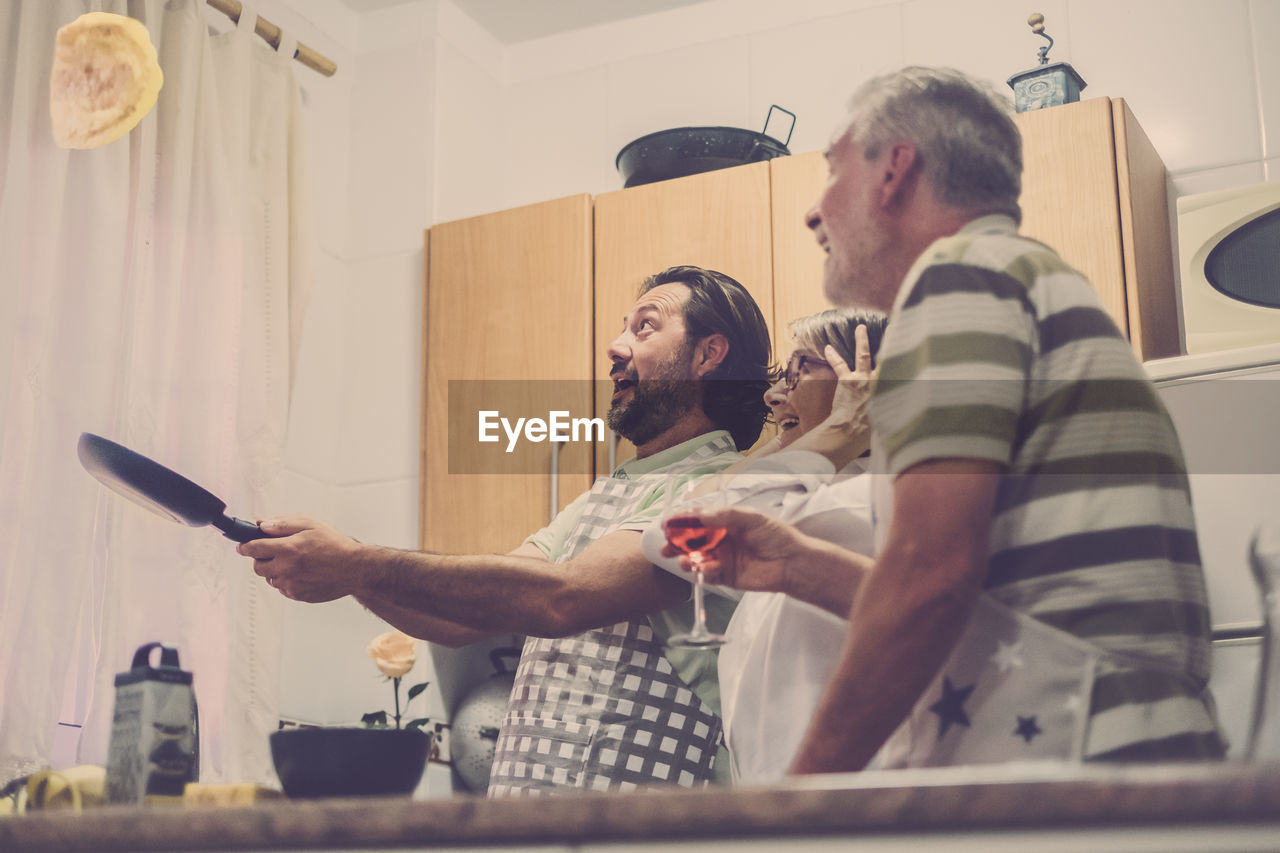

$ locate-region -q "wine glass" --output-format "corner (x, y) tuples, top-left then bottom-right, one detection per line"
(662, 473), (729, 649)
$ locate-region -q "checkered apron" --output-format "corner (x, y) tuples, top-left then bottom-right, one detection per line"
(487, 438), (733, 796)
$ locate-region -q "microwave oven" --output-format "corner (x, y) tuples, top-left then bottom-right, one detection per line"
(1176, 181), (1280, 355)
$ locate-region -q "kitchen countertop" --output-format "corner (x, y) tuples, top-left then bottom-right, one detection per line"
(5, 761), (1280, 852)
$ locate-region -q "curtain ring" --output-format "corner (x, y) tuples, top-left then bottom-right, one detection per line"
(276, 31), (298, 62)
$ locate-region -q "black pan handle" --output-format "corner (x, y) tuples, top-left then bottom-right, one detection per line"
(212, 515), (269, 543)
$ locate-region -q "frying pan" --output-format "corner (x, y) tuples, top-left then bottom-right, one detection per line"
(77, 432), (267, 543)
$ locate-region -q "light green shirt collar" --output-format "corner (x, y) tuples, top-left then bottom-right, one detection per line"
(613, 429), (735, 480)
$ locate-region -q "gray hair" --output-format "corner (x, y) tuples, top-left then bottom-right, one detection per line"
(788, 307), (889, 370)
(845, 67), (1023, 222)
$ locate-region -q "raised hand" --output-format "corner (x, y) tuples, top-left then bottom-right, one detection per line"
(821, 321), (874, 440)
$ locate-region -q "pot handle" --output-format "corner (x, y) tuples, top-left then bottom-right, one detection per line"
(762, 105), (796, 147)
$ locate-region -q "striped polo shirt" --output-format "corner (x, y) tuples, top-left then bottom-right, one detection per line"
(870, 214), (1224, 761)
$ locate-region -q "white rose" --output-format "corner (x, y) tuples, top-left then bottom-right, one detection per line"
(367, 630), (416, 678)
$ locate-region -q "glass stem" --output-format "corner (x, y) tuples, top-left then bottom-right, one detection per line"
(690, 562), (709, 638)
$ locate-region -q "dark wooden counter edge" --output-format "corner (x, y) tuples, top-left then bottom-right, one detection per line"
(6, 763), (1280, 851)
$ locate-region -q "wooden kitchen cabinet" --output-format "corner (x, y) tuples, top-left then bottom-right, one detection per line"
(592, 161), (777, 471)
(769, 97), (1180, 360)
(420, 194), (594, 554)
(1019, 98), (1179, 360)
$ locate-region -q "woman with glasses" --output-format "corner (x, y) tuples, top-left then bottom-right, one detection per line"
(766, 311), (887, 455)
(643, 306), (887, 784)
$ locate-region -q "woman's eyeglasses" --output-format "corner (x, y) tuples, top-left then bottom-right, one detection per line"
(784, 352), (829, 391)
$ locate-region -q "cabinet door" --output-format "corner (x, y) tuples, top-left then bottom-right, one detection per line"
(1111, 98), (1179, 360)
(421, 195), (594, 554)
(1015, 97), (1129, 336)
(1018, 97), (1179, 359)
(593, 163), (776, 471)
(770, 151), (829, 338)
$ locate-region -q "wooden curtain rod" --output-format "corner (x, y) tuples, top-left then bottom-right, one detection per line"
(206, 0), (337, 77)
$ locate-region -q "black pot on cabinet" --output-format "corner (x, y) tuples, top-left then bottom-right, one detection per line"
(616, 105), (795, 188)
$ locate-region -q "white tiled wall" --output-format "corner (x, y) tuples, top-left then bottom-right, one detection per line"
(1069, 0), (1262, 173)
(333, 250), (424, 486)
(745, 3), (904, 157)
(283, 251), (347, 484)
(431, 0), (1279, 221)
(607, 37), (753, 161)
(431, 38), (504, 222)
(899, 0), (1069, 88)
(263, 0), (1280, 793)
(345, 41), (436, 258)
(502, 67), (611, 206)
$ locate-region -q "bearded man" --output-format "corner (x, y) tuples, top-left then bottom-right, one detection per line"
(239, 265), (774, 795)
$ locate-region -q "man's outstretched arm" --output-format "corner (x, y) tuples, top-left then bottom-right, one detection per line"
(349, 543), (547, 647)
(239, 517), (689, 640)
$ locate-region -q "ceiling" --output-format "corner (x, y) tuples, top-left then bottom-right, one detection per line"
(338, 0), (711, 44)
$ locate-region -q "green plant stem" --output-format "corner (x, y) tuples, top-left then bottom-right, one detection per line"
(393, 676), (402, 729)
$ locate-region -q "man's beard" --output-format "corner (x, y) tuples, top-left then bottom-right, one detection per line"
(607, 346), (701, 447)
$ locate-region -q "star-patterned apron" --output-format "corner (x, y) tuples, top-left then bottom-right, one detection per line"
(868, 449), (1218, 767)
(488, 440), (732, 797)
(876, 594), (1099, 766)
(875, 593), (1219, 767)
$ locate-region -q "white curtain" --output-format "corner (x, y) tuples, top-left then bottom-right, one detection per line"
(0, 0), (313, 786)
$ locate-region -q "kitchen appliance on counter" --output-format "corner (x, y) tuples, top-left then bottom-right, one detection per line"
(105, 643), (198, 804)
(449, 646), (521, 793)
(615, 105), (795, 188)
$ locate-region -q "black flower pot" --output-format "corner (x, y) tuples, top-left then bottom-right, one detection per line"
(269, 727), (430, 798)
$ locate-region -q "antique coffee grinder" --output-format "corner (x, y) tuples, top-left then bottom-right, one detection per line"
(1007, 12), (1087, 112)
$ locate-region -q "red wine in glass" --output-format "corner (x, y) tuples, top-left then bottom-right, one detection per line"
(662, 474), (730, 649)
(665, 517), (727, 564)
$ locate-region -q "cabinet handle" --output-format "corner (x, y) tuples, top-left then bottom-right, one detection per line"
(549, 440), (560, 524)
